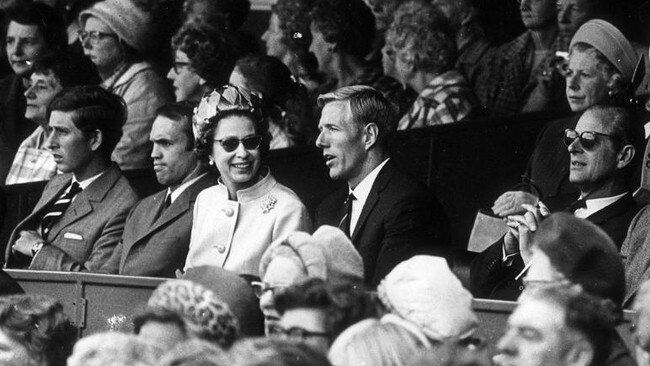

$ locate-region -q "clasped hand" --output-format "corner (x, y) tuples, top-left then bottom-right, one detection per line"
(503, 202), (550, 264)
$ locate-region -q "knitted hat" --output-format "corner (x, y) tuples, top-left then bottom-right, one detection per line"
(570, 19), (637, 81)
(79, 0), (153, 53)
(377, 255), (478, 341)
(182, 266), (264, 336)
(533, 213), (625, 306)
(147, 279), (239, 348)
(258, 225), (364, 287)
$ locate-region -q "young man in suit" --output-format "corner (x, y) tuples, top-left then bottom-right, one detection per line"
(100, 101), (214, 277)
(471, 105), (643, 300)
(314, 85), (450, 286)
(5, 86), (139, 271)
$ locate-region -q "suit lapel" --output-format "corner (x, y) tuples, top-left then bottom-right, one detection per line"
(130, 173), (215, 246)
(351, 162), (393, 241)
(585, 193), (633, 225)
(47, 165), (120, 238)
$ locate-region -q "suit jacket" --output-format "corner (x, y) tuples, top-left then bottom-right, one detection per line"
(100, 172), (215, 277)
(4, 164), (139, 272)
(621, 205), (650, 306)
(316, 160), (451, 286)
(470, 193), (639, 300)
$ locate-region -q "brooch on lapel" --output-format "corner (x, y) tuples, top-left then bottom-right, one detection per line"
(261, 195), (277, 213)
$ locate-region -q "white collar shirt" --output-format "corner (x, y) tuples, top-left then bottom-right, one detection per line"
(348, 158), (390, 234)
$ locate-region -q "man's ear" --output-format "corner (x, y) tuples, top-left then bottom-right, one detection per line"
(364, 123), (379, 151)
(89, 129), (103, 152)
(328, 41), (338, 53)
(199, 77), (207, 86)
(617, 144), (635, 169)
(564, 339), (594, 366)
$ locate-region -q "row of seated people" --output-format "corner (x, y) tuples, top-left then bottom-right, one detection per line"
(3, 84), (449, 291)
(4, 0), (650, 185)
(2, 224), (650, 366)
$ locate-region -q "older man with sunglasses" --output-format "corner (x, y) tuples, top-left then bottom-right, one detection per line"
(470, 104), (643, 301)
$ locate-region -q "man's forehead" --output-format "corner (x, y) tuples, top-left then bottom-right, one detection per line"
(320, 101), (352, 122)
(510, 297), (566, 329)
(576, 111), (610, 133)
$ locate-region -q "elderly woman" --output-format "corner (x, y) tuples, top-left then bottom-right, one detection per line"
(168, 18), (238, 102)
(0, 294), (76, 366)
(5, 51), (83, 185)
(385, 1), (478, 129)
(491, 19), (640, 217)
(261, 0), (324, 95)
(256, 226), (364, 335)
(229, 55), (315, 147)
(0, 2), (67, 183)
(184, 85), (311, 276)
(79, 0), (173, 170)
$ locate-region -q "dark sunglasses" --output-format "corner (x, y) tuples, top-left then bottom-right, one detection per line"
(214, 136), (262, 152)
(563, 128), (617, 150)
(171, 61), (190, 74)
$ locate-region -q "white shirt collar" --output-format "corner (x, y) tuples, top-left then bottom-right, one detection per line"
(167, 172), (207, 204)
(349, 158), (390, 233)
(72, 170), (105, 191)
(573, 192), (628, 219)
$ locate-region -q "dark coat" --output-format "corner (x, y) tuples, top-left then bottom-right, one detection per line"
(470, 193), (640, 300)
(316, 160), (451, 286)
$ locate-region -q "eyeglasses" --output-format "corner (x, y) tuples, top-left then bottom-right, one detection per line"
(563, 129), (618, 150)
(214, 136), (263, 152)
(172, 61), (190, 74)
(268, 324), (330, 340)
(77, 30), (118, 45)
(250, 281), (288, 298)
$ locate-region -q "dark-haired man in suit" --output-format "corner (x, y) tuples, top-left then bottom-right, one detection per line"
(5, 86), (139, 271)
(471, 105), (642, 300)
(314, 85), (450, 286)
(100, 101), (214, 277)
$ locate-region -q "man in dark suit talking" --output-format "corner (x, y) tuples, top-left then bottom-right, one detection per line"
(314, 86), (450, 286)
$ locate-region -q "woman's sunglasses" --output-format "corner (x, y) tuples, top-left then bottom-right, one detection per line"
(214, 136), (263, 153)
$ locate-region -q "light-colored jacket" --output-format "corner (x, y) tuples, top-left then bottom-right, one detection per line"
(185, 170), (311, 276)
(103, 62), (173, 170)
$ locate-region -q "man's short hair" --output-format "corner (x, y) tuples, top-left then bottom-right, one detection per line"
(387, 1), (457, 74)
(317, 85), (397, 149)
(4, 2), (67, 52)
(47, 86), (126, 164)
(583, 105), (644, 177)
(521, 285), (617, 366)
(310, 0), (376, 58)
(133, 307), (187, 336)
(156, 101), (197, 151)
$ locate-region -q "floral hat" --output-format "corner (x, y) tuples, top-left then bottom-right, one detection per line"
(192, 84), (264, 139)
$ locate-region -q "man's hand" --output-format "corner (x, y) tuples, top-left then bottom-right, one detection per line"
(12, 230), (44, 257)
(504, 202), (550, 264)
(492, 191), (539, 217)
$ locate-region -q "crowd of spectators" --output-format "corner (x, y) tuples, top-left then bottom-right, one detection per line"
(3, 0), (650, 365)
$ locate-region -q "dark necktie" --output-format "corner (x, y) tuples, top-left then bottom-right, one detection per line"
(41, 181), (82, 236)
(338, 193), (356, 236)
(567, 199), (587, 214)
(154, 193), (172, 222)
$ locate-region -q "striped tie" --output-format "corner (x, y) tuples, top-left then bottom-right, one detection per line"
(338, 193), (355, 236)
(41, 182), (82, 236)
